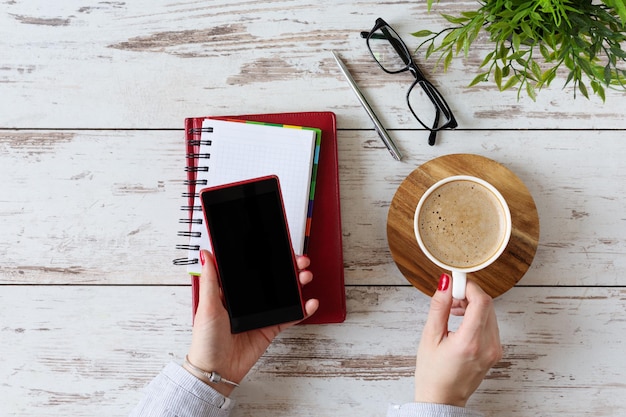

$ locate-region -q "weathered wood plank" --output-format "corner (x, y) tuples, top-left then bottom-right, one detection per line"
(2, 3), (624, 417)
(1, 1), (623, 129)
(1, 285), (624, 416)
(0, 130), (184, 284)
(1, 130), (625, 286)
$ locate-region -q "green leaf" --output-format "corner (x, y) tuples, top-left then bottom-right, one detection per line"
(455, 34), (465, 55)
(469, 17), (484, 42)
(609, 0), (626, 26)
(480, 51), (495, 68)
(526, 81), (537, 101)
(509, 50), (530, 61)
(564, 70), (575, 87)
(441, 30), (460, 47)
(530, 11), (543, 23)
(604, 64), (613, 85)
(461, 11), (479, 19)
(463, 32), (473, 57)
(468, 72), (489, 87)
(531, 60), (542, 79)
(609, 44), (626, 59)
(539, 43), (551, 60)
(541, 67), (558, 86)
(578, 80), (590, 99)
(597, 82), (607, 102)
(497, 41), (509, 65)
(515, 57), (528, 68)
(520, 22), (535, 39)
(512, 32), (521, 52)
(425, 42), (435, 59)
(512, 9), (530, 24)
(412, 30), (435, 38)
(578, 58), (593, 76)
(444, 50), (453, 71)
(591, 80), (600, 93)
(441, 14), (469, 24)
(519, 69), (539, 82)
(495, 65), (503, 89)
(502, 74), (520, 91)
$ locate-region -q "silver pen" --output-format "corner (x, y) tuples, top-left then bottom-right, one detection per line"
(331, 50), (402, 161)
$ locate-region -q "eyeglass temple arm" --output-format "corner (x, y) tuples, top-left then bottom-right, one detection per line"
(362, 25), (412, 67)
(418, 82), (441, 146)
(360, 31), (387, 39)
(420, 81), (454, 123)
(429, 109), (440, 146)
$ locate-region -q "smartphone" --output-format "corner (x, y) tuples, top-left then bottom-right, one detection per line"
(199, 175), (305, 333)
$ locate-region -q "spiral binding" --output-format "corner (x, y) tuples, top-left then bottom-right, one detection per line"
(180, 205), (202, 212)
(184, 179), (207, 186)
(185, 166), (209, 173)
(177, 230), (202, 238)
(172, 125), (213, 267)
(179, 218), (203, 225)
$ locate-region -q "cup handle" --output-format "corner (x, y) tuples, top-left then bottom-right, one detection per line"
(451, 271), (466, 300)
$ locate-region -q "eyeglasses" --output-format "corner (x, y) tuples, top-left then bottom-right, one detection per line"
(361, 18), (457, 146)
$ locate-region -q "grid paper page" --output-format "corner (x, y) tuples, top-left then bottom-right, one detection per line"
(186, 119), (317, 275)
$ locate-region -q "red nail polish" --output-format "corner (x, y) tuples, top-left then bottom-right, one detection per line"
(199, 250), (205, 266)
(438, 273), (450, 291)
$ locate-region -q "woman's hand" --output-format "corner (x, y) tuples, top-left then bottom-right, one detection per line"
(186, 249), (319, 397)
(414, 274), (502, 407)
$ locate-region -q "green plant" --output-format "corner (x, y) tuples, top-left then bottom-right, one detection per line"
(415, 0), (626, 101)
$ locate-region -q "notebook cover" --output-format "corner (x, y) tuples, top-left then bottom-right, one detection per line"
(188, 112), (346, 325)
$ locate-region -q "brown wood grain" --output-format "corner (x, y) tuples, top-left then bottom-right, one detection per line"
(387, 154), (540, 298)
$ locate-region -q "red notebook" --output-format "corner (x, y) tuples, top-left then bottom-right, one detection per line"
(174, 112), (346, 325)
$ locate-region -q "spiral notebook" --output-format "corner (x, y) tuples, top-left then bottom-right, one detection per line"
(174, 112), (346, 325)
(179, 118), (320, 275)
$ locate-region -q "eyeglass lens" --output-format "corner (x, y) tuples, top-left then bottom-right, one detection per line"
(407, 81), (454, 131)
(368, 25), (412, 73)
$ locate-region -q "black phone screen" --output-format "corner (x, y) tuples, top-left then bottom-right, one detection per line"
(200, 176), (304, 333)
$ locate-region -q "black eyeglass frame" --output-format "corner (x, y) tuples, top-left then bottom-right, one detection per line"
(362, 18), (458, 145)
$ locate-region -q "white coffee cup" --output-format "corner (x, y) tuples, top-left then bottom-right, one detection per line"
(413, 175), (512, 299)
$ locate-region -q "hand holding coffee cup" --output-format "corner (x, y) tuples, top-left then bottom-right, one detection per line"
(413, 175), (512, 299)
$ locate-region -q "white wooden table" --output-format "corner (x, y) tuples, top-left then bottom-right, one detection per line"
(2, 1), (625, 416)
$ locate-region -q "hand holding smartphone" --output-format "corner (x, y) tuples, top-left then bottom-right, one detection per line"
(199, 176), (306, 333)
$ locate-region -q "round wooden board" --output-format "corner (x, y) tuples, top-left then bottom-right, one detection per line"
(387, 154), (540, 298)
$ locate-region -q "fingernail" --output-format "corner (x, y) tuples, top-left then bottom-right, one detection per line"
(199, 250), (205, 266)
(438, 273), (450, 291)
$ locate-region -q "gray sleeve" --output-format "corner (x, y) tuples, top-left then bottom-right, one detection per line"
(387, 403), (484, 417)
(129, 362), (234, 417)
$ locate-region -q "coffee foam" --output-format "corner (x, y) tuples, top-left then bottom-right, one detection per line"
(418, 180), (507, 269)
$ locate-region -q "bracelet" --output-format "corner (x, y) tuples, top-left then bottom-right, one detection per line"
(183, 355), (240, 388)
